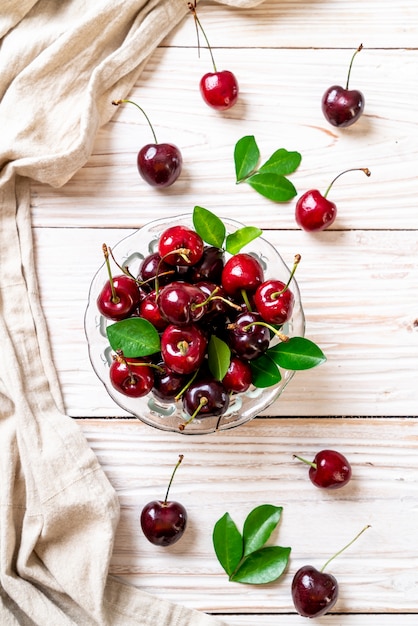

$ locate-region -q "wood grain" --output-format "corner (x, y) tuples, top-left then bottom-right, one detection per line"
(32, 0), (418, 622)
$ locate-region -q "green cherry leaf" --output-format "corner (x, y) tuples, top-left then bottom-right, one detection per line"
(234, 135), (260, 181)
(213, 512), (243, 577)
(230, 545), (291, 584)
(106, 317), (161, 357)
(208, 335), (231, 381)
(243, 504), (283, 557)
(246, 172), (297, 202)
(250, 353), (282, 388)
(268, 337), (327, 370)
(258, 148), (302, 177)
(225, 226), (263, 255)
(193, 206), (226, 248)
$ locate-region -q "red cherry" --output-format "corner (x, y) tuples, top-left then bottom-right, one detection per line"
(199, 70), (239, 111)
(139, 290), (168, 331)
(161, 323), (207, 375)
(96, 244), (140, 321)
(254, 279), (295, 325)
(296, 168), (371, 232)
(294, 449), (352, 489)
(221, 253), (264, 297)
(109, 354), (154, 398)
(140, 455), (187, 546)
(158, 225), (204, 267)
(222, 357), (252, 393)
(158, 281), (207, 325)
(322, 44), (365, 128)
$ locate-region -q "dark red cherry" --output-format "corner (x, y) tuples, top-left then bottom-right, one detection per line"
(152, 362), (187, 402)
(182, 376), (230, 419)
(140, 455), (187, 546)
(322, 45), (365, 128)
(294, 449), (352, 489)
(139, 290), (168, 331)
(137, 143), (182, 188)
(228, 311), (270, 361)
(138, 252), (173, 288)
(109, 354), (154, 398)
(158, 225), (204, 267)
(189, 246), (225, 284)
(158, 281), (207, 325)
(292, 565), (338, 618)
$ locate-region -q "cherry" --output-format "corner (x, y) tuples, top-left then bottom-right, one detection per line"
(152, 362), (187, 402)
(254, 255), (300, 325)
(295, 167), (371, 231)
(227, 311), (270, 361)
(140, 455), (187, 546)
(109, 352), (154, 398)
(181, 375), (230, 429)
(138, 252), (173, 289)
(96, 244), (141, 321)
(292, 525), (370, 618)
(222, 356), (252, 393)
(221, 253), (264, 299)
(139, 290), (168, 332)
(294, 449), (352, 489)
(189, 246), (225, 284)
(322, 44), (365, 128)
(112, 99), (182, 187)
(161, 323), (207, 375)
(158, 225), (204, 267)
(158, 281), (207, 325)
(189, 2), (239, 111)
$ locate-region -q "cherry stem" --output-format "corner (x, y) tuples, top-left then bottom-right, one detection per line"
(320, 525), (371, 573)
(164, 454), (184, 503)
(188, 2), (217, 72)
(323, 167), (371, 199)
(102, 243), (119, 304)
(191, 287), (242, 312)
(240, 288), (253, 312)
(243, 320), (289, 342)
(174, 369), (199, 402)
(112, 99), (158, 144)
(179, 397), (208, 431)
(346, 43), (363, 90)
(272, 254), (301, 298)
(293, 454), (317, 470)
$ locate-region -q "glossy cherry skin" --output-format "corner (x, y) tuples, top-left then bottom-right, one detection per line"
(109, 357), (154, 398)
(292, 565), (338, 618)
(295, 189), (337, 232)
(322, 85), (364, 128)
(228, 311), (270, 361)
(254, 279), (294, 325)
(152, 362), (187, 402)
(139, 290), (168, 332)
(158, 225), (204, 267)
(189, 246), (225, 284)
(140, 500), (187, 546)
(137, 142), (182, 187)
(199, 70), (239, 111)
(183, 376), (230, 418)
(221, 253), (264, 297)
(97, 275), (141, 321)
(158, 281), (207, 325)
(138, 252), (173, 288)
(309, 450), (352, 489)
(222, 356), (252, 393)
(161, 323), (207, 375)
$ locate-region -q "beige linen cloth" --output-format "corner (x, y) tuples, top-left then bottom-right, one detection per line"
(0, 1), (265, 624)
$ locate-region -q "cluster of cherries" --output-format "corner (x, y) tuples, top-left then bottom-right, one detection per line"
(97, 222), (296, 430)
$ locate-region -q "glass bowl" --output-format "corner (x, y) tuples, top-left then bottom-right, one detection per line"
(84, 214), (305, 435)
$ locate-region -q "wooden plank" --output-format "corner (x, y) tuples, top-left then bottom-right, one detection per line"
(34, 227), (418, 417)
(162, 0), (418, 48)
(78, 417), (418, 614)
(31, 48), (418, 230)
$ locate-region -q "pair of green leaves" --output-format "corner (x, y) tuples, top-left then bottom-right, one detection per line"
(213, 504), (290, 584)
(193, 205), (262, 255)
(234, 135), (301, 202)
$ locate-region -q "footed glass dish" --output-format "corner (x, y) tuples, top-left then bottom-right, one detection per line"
(84, 214), (305, 435)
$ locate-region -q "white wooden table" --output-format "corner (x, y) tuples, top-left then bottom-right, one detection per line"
(32, 1), (418, 623)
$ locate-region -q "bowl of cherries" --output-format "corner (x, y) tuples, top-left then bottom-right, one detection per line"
(85, 207), (326, 434)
